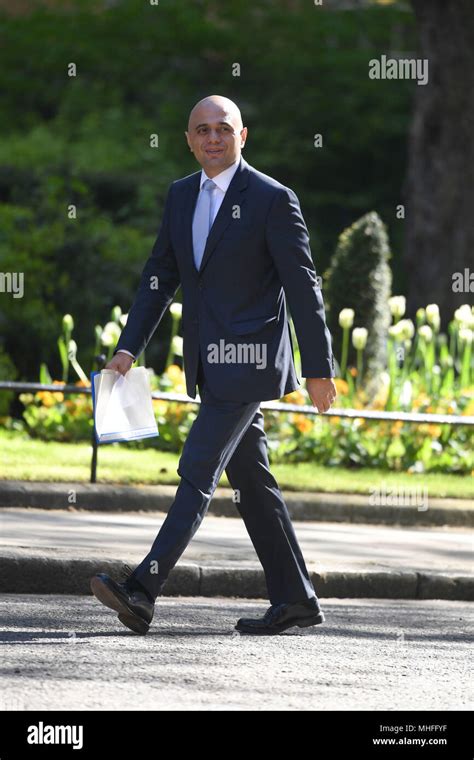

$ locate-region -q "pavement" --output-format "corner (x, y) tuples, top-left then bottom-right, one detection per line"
(1, 507), (472, 600)
(0, 595), (472, 710)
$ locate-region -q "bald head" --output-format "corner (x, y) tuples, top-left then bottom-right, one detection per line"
(185, 95), (247, 178)
(187, 95), (243, 131)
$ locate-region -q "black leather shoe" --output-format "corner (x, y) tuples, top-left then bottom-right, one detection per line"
(235, 598), (325, 635)
(90, 570), (154, 635)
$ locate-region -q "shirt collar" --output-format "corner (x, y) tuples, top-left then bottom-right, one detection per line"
(200, 158), (240, 192)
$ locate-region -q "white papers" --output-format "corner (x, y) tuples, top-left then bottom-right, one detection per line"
(92, 367), (159, 444)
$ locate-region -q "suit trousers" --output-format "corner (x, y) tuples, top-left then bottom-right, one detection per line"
(129, 356), (318, 605)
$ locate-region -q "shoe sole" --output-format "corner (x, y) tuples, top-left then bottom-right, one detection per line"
(236, 612), (325, 635)
(90, 576), (150, 635)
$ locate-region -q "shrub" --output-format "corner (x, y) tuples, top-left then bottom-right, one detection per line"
(326, 211), (392, 379)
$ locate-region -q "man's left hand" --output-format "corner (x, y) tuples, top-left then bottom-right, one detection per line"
(305, 377), (337, 413)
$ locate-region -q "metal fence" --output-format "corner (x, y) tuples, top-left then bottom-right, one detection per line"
(1, 380), (473, 483)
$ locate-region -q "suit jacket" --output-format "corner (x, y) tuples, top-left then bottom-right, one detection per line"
(114, 156), (335, 402)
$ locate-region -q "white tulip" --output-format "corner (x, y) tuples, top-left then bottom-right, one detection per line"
(399, 380), (412, 406)
(426, 304), (440, 330)
(62, 314), (74, 332)
(170, 303), (183, 318)
(101, 321), (121, 346)
(389, 319), (414, 342)
(459, 328), (473, 345)
(352, 327), (368, 350)
(399, 319), (415, 340)
(389, 296), (406, 319)
(425, 303), (439, 322)
(171, 335), (183, 356)
(388, 323), (404, 340)
(454, 304), (474, 329)
(338, 308), (355, 329)
(418, 324), (433, 342)
(416, 307), (426, 325)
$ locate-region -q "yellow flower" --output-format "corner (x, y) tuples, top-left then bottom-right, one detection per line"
(412, 393), (429, 411)
(292, 414), (313, 434)
(334, 378), (348, 395)
(165, 364), (184, 382)
(462, 400), (474, 416)
(284, 390), (306, 405)
(36, 389), (64, 406)
(152, 400), (169, 416)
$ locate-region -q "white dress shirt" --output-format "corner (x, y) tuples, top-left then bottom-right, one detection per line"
(117, 159), (240, 361)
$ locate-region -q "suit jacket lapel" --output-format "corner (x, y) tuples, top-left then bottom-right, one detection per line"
(183, 172), (201, 276)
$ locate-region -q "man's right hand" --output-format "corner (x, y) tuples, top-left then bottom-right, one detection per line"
(105, 352), (134, 376)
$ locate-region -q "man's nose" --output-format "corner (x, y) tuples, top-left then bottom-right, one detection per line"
(207, 130), (222, 142)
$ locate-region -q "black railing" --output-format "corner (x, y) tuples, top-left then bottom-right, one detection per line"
(1, 380), (473, 483)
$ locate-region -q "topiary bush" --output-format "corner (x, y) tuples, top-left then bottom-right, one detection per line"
(325, 211), (392, 379)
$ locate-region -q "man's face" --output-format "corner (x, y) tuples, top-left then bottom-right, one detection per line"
(185, 104), (247, 177)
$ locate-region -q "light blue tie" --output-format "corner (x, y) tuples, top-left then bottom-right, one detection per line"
(192, 178), (216, 270)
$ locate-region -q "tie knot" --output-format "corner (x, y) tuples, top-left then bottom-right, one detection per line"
(202, 179), (216, 193)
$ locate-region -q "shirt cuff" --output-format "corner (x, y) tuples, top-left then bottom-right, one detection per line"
(116, 349), (136, 360)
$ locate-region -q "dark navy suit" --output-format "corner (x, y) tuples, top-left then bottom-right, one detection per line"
(115, 156), (335, 604)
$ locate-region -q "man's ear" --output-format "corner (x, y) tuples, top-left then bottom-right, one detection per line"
(185, 131), (193, 151)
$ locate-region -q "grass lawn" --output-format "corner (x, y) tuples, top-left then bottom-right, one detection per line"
(0, 429), (472, 499)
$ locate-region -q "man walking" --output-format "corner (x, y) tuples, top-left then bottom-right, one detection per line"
(91, 95), (337, 635)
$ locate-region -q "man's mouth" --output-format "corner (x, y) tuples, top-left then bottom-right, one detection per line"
(206, 149), (224, 156)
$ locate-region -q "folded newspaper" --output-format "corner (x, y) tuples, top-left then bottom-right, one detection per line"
(91, 367), (159, 444)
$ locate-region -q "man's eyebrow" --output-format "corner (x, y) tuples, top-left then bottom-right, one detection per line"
(194, 121), (233, 129)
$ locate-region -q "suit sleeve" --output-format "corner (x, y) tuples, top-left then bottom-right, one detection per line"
(114, 182), (180, 360)
(265, 186), (335, 378)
